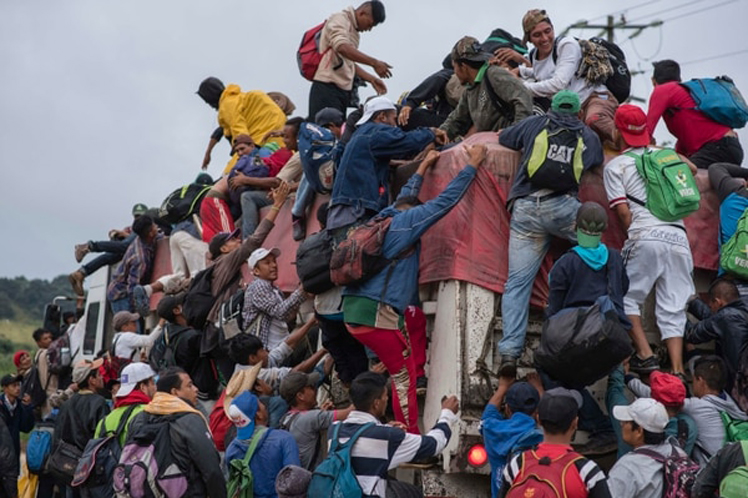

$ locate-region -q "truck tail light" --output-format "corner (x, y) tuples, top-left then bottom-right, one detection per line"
(467, 443), (488, 467)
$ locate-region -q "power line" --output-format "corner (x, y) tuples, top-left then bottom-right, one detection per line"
(659, 0), (740, 23)
(627, 0), (709, 23)
(680, 48), (748, 66)
(586, 0), (665, 23)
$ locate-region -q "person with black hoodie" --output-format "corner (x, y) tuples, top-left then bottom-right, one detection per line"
(0, 417), (17, 498)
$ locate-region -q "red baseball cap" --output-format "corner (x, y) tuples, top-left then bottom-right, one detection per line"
(650, 370), (686, 407)
(614, 104), (651, 148)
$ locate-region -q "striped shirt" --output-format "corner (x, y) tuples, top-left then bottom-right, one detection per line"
(330, 409), (458, 498)
(499, 443), (611, 498)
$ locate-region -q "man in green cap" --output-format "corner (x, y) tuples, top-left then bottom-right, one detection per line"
(497, 90), (604, 378)
(439, 35), (532, 141)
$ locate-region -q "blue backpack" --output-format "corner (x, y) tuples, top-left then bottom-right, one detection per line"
(307, 422), (375, 498)
(681, 76), (748, 129)
(298, 122), (337, 194)
(27, 419), (55, 474)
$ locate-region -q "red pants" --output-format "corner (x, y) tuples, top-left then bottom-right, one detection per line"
(404, 305), (427, 379)
(347, 321), (423, 434)
(200, 196), (235, 243)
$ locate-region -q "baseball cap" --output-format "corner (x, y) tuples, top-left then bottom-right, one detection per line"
(209, 228), (241, 259)
(650, 371), (687, 407)
(1, 374), (23, 387)
(315, 107), (345, 127)
(132, 203), (149, 217)
(228, 391), (259, 439)
(356, 96), (397, 126)
(248, 247), (281, 269)
(538, 387), (583, 429)
(522, 9), (552, 45)
(116, 363), (156, 398)
(451, 36), (491, 63)
(72, 358), (104, 385)
(280, 371), (322, 405)
(551, 90), (581, 114)
(613, 398), (669, 433)
(576, 202), (608, 248)
(157, 292), (186, 323)
(505, 382), (540, 415)
(112, 311), (140, 331)
(615, 104), (651, 148)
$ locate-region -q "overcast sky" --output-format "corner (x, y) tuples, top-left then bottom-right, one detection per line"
(1, 0), (746, 280)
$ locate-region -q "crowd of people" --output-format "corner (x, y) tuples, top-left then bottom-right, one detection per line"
(3, 3), (748, 498)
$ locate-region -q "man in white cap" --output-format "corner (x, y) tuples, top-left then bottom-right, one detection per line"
(327, 96), (445, 236)
(608, 398), (691, 498)
(242, 247), (309, 350)
(94, 362), (156, 446)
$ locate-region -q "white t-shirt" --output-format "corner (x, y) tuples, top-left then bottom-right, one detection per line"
(603, 147), (687, 236)
(519, 36), (606, 103)
(112, 325), (162, 360)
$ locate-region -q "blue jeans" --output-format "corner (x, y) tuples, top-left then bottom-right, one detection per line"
(240, 190), (272, 239)
(109, 296), (141, 333)
(499, 194), (580, 358)
(291, 175), (316, 219)
(82, 233), (136, 275)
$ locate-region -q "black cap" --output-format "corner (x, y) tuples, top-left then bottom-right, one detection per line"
(314, 107), (345, 127)
(538, 388), (583, 430)
(209, 228), (241, 259)
(1, 374), (23, 387)
(157, 292), (186, 323)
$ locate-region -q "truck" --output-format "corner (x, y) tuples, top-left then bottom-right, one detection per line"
(62, 132), (720, 497)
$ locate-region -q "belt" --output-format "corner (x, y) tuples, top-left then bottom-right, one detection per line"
(525, 190), (568, 202)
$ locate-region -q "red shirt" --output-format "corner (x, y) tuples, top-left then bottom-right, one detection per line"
(646, 81), (731, 156)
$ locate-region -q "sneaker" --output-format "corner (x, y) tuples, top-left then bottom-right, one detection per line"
(68, 271), (85, 297)
(629, 354), (660, 375)
(416, 376), (428, 397)
(292, 218), (306, 241)
(74, 243), (90, 263)
(499, 355), (517, 379)
(132, 285), (150, 317)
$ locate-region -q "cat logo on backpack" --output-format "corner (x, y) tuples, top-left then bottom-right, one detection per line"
(526, 119), (585, 192)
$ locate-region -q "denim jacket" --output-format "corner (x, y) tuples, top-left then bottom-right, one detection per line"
(343, 165), (477, 313)
(331, 122), (435, 213)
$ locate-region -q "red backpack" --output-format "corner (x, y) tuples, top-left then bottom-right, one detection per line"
(297, 22), (328, 81)
(209, 389), (232, 451)
(506, 449), (583, 498)
(329, 217), (398, 286)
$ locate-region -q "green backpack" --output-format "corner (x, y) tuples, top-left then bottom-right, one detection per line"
(227, 427), (268, 498)
(719, 441), (748, 498)
(720, 208), (748, 279)
(625, 148), (701, 222)
(721, 411), (748, 443)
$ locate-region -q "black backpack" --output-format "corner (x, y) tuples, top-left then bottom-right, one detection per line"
(525, 118), (585, 192)
(22, 350), (49, 409)
(482, 28), (527, 65)
(296, 230), (335, 295)
(149, 324), (193, 372)
(182, 266), (240, 331)
(159, 183), (212, 224)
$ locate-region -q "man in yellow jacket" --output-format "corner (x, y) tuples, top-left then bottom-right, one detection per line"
(198, 77), (287, 174)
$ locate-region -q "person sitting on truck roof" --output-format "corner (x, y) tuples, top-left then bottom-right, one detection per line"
(647, 59), (743, 169)
(328, 371), (460, 498)
(343, 145), (486, 435)
(106, 215), (161, 320)
(498, 90), (603, 378)
(498, 388), (612, 498)
(327, 96), (444, 237)
(439, 36), (532, 142)
(397, 55), (464, 131)
(492, 9), (619, 147)
(482, 376), (544, 498)
(68, 202), (148, 298)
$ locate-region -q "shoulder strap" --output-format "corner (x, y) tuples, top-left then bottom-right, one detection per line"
(334, 422), (375, 452)
(242, 426), (269, 466)
(111, 334), (121, 356)
(483, 75), (515, 123)
(113, 404), (138, 438)
(740, 440), (748, 463)
(633, 447), (667, 463)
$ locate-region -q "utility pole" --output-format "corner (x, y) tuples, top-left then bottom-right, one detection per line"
(561, 15), (662, 43)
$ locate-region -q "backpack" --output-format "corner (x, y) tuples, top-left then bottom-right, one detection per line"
(720, 208), (748, 279)
(182, 266), (239, 331)
(149, 324), (191, 372)
(22, 350), (48, 409)
(330, 217), (410, 287)
(308, 422), (375, 498)
(720, 410), (748, 442)
(525, 118), (585, 192)
(505, 449), (583, 498)
(625, 148), (701, 222)
(218, 288), (252, 345)
(113, 413), (189, 498)
(588, 37), (631, 103)
(535, 292), (634, 387)
(297, 21), (336, 81)
(47, 333), (73, 376)
(482, 28), (527, 57)
(72, 404), (138, 497)
(27, 420), (55, 474)
(719, 441), (748, 498)
(226, 427), (269, 498)
(102, 334), (135, 387)
(681, 76), (748, 129)
(633, 443), (699, 498)
(296, 229), (335, 294)
(159, 183), (212, 225)
(298, 122), (337, 194)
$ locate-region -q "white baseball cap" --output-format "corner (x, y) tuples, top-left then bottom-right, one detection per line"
(612, 398), (669, 433)
(116, 362), (157, 398)
(356, 96), (397, 126)
(248, 247), (281, 269)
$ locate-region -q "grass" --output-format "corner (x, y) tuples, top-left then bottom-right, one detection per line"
(0, 317), (38, 376)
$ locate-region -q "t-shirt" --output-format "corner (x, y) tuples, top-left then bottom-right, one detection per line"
(603, 147), (686, 236)
(281, 409), (335, 470)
